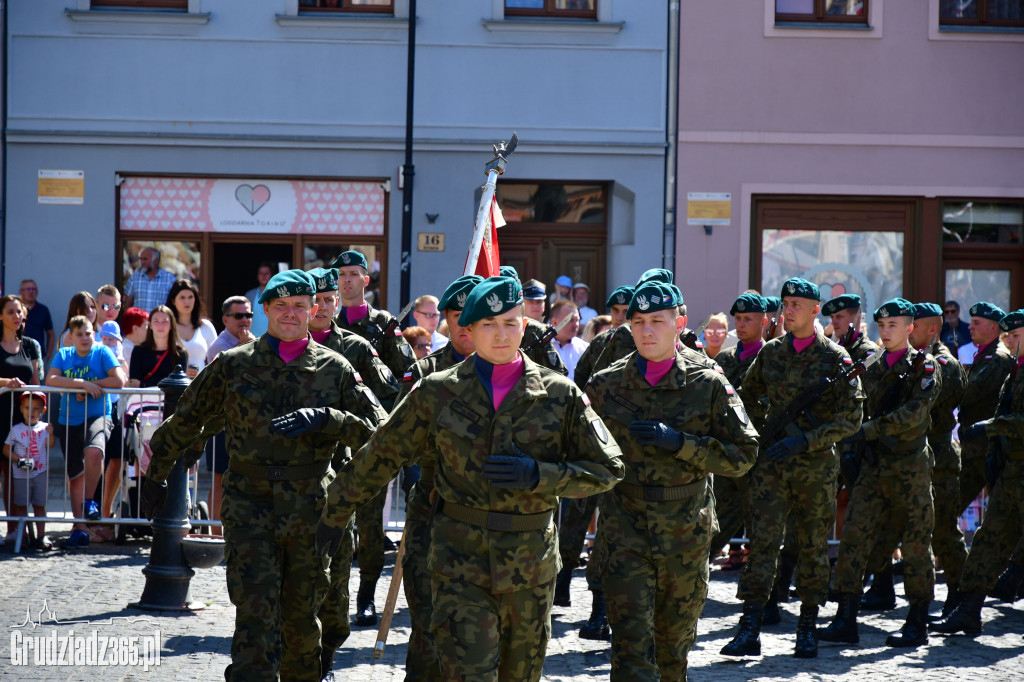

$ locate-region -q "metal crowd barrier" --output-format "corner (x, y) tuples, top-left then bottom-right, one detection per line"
(1, 385), (221, 554)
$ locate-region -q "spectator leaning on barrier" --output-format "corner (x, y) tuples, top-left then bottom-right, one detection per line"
(46, 315), (126, 549)
(124, 247), (176, 313)
(3, 391), (54, 550)
(127, 306), (188, 390)
(19, 280), (54, 365)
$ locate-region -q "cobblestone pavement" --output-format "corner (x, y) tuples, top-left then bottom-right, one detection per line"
(1, 533), (1022, 680)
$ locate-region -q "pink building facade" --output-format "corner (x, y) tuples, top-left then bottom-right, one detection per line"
(675, 0), (1024, 322)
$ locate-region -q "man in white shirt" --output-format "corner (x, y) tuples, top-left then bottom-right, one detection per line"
(412, 294), (448, 352)
(550, 300), (588, 381)
(573, 283), (598, 328)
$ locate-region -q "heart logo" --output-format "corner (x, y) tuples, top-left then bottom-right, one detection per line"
(235, 184), (271, 215)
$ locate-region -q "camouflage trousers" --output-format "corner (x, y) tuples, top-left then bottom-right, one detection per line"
(958, 436), (988, 517)
(738, 453), (838, 606)
(584, 508), (607, 593)
(319, 519), (355, 654)
(709, 472), (751, 556)
(929, 465), (968, 590)
(604, 538), (709, 681)
(402, 486), (443, 681)
(959, 464), (1024, 594)
(558, 494), (606, 593)
(834, 458), (935, 603)
(355, 486), (387, 580)
(430, 574), (553, 682)
(221, 471), (330, 682)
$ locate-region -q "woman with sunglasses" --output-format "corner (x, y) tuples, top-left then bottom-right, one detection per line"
(165, 279), (217, 379)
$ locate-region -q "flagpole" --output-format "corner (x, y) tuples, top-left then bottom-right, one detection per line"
(465, 133), (518, 277)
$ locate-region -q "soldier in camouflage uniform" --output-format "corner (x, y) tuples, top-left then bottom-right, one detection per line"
(331, 250), (415, 626)
(500, 267), (568, 376)
(397, 274), (481, 681)
(554, 284), (633, 616)
(143, 270), (387, 682)
(306, 266), (401, 675)
(722, 278), (863, 659)
(316, 276), (624, 682)
(932, 309), (1024, 636)
(857, 303), (968, 616)
(587, 281), (759, 681)
(819, 298), (941, 649)
(957, 302), (1014, 520)
(708, 293), (769, 573)
(824, 294), (879, 364)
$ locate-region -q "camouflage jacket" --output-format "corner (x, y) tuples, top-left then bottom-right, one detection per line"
(839, 332), (880, 364)
(334, 302), (414, 379)
(521, 318), (569, 375)
(713, 342), (760, 388)
(573, 325), (616, 389)
(319, 321), (401, 411)
(148, 335), (388, 483)
(926, 342), (968, 439)
(576, 323), (715, 390)
(986, 364), (1024, 460)
(324, 353), (624, 593)
(739, 331), (864, 453)
(959, 340), (1014, 428)
(860, 347), (940, 459)
(586, 350), (759, 558)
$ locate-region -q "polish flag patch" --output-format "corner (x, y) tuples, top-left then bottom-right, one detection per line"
(403, 371), (414, 382)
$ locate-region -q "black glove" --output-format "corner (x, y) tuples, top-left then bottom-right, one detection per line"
(140, 479), (168, 520)
(628, 420), (684, 452)
(963, 420), (991, 443)
(270, 408), (330, 438)
(316, 519), (347, 558)
(482, 452), (540, 490)
(765, 434), (809, 462)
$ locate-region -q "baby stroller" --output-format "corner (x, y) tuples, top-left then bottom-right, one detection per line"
(115, 399), (209, 544)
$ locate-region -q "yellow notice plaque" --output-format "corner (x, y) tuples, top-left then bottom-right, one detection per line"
(686, 192), (731, 226)
(38, 170), (85, 205)
(417, 233), (445, 252)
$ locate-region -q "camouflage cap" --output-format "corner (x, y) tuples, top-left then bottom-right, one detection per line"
(606, 285), (635, 309)
(821, 294), (861, 317)
(522, 279), (546, 300)
(306, 267), (339, 293)
(730, 292), (767, 316)
(998, 309), (1024, 332)
(780, 277), (820, 302)
(913, 302), (943, 319)
(438, 275), (483, 313)
(969, 301), (1006, 323)
(873, 297), (915, 321)
(764, 296), (782, 313)
(499, 266), (520, 283)
(257, 269), (316, 303)
(458, 276), (523, 326)
(330, 250), (368, 271)
(627, 282), (682, 319)
(636, 268), (674, 286)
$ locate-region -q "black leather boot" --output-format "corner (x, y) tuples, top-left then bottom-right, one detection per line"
(320, 642), (338, 681)
(579, 592), (610, 641)
(354, 579), (378, 627)
(554, 566), (573, 607)
(817, 593), (860, 644)
(720, 602), (763, 656)
(793, 604), (819, 658)
(886, 602), (929, 647)
(929, 586), (961, 621)
(991, 563), (1024, 603)
(930, 590), (983, 635)
(861, 566), (896, 611)
(762, 599), (781, 626)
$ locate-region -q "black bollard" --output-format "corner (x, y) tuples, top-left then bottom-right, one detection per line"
(131, 366), (204, 612)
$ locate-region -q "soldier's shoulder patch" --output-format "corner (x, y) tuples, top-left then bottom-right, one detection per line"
(921, 376), (935, 391)
(733, 403), (750, 425)
(842, 357), (853, 365)
(371, 348), (380, 357)
(724, 383), (736, 396)
(394, 328), (403, 337)
(403, 371), (414, 382)
(589, 417), (609, 444)
(582, 393), (591, 407)
(357, 382), (381, 407)
(715, 365), (725, 374)
(924, 362), (935, 373)
(410, 379), (422, 393)
(937, 356), (948, 365)
(353, 372), (363, 383)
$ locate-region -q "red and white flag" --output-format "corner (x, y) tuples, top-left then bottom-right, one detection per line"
(470, 195), (505, 278)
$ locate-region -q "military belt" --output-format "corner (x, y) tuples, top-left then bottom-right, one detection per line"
(228, 459), (331, 481)
(616, 477), (707, 502)
(438, 499), (554, 532)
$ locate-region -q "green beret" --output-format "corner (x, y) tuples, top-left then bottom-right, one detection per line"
(438, 275), (482, 313)
(821, 294), (862, 317)
(999, 309), (1024, 332)
(764, 296), (781, 313)
(730, 293), (767, 316)
(606, 286), (635, 309)
(306, 267), (339, 294)
(969, 301), (1006, 322)
(780, 277), (820, 301)
(627, 282), (682, 319)
(873, 297), (915, 321)
(257, 269), (316, 304)
(636, 268), (674, 286)
(330, 250), (368, 271)
(913, 302), (943, 319)
(499, 266), (520, 283)
(458, 276), (523, 326)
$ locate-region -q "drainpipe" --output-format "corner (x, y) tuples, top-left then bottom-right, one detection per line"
(399, 0), (416, 311)
(662, 0), (680, 273)
(1, 1), (8, 293)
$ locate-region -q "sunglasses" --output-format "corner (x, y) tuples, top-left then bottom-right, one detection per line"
(227, 312), (254, 320)
(943, 309), (958, 315)
(102, 303), (122, 311)
(413, 343), (431, 350)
